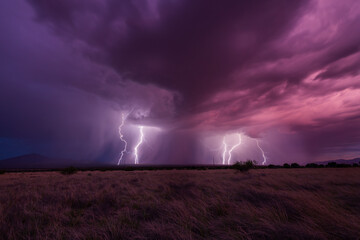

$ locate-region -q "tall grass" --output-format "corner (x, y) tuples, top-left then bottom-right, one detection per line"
(0, 169), (359, 239)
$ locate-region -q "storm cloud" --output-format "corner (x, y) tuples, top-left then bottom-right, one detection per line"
(1, 0), (360, 163)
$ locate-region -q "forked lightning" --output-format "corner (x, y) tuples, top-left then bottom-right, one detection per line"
(117, 113), (129, 165)
(222, 133), (242, 165)
(134, 126), (144, 164)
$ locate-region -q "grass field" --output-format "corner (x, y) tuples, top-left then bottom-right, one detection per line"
(1, 168), (360, 239)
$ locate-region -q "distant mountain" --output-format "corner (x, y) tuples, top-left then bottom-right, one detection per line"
(0, 154), (88, 169)
(315, 158), (360, 165)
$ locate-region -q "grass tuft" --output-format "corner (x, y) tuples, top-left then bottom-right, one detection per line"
(60, 166), (78, 175)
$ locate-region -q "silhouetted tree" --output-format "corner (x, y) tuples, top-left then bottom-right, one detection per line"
(327, 162), (337, 168)
(232, 160), (255, 172)
(291, 163), (300, 168)
(305, 163), (319, 168)
(283, 163), (290, 168)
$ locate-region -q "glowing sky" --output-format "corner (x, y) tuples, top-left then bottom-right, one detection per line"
(0, 0), (360, 164)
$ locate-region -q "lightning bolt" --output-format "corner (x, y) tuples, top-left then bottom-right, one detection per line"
(222, 133), (242, 165)
(227, 134), (242, 165)
(256, 139), (267, 165)
(117, 112), (129, 165)
(222, 136), (228, 165)
(134, 126), (144, 164)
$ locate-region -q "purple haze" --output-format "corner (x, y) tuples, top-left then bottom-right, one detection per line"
(0, 0), (360, 165)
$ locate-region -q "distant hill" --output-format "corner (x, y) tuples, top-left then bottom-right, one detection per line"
(0, 154), (88, 169)
(315, 158), (360, 165)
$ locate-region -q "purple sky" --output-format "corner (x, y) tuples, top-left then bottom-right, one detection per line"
(1, 0), (360, 165)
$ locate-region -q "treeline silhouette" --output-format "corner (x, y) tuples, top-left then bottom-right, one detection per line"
(267, 161), (359, 169)
(231, 160), (359, 172)
(0, 160), (359, 174)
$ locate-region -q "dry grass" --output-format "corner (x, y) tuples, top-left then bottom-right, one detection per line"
(0, 169), (360, 239)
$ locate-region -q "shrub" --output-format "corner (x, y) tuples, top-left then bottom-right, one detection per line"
(232, 160), (255, 172)
(337, 163), (351, 168)
(305, 163), (319, 168)
(61, 166), (78, 175)
(353, 163), (359, 167)
(283, 163), (290, 168)
(124, 167), (135, 171)
(291, 163), (300, 168)
(0, 170), (5, 175)
(327, 162), (337, 168)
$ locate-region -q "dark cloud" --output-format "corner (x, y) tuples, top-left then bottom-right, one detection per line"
(27, 0), (309, 107)
(1, 0), (360, 163)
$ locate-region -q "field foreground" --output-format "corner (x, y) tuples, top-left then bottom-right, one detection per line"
(1, 169), (360, 239)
